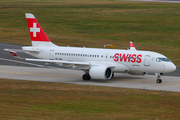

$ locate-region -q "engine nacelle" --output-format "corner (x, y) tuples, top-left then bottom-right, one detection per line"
(89, 66), (112, 80)
(128, 72), (148, 75)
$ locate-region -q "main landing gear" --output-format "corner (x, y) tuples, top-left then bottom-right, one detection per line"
(155, 73), (162, 83)
(82, 74), (91, 80)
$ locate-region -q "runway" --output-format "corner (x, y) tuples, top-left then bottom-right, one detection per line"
(0, 65), (180, 92)
(0, 42), (180, 92)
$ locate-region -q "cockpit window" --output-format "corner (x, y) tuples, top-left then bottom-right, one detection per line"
(162, 58), (170, 62)
(156, 58), (162, 62)
(156, 58), (170, 62)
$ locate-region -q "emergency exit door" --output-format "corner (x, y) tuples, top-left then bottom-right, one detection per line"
(144, 55), (150, 66)
(49, 49), (54, 60)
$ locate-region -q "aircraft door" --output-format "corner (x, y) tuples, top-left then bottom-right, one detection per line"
(49, 49), (54, 60)
(144, 55), (150, 66)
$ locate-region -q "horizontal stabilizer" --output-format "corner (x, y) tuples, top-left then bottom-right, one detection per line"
(4, 48), (40, 53)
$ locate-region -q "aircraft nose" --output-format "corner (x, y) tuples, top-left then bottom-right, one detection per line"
(171, 63), (177, 71)
(164, 62), (176, 73)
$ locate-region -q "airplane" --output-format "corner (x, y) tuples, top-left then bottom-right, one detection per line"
(4, 13), (176, 83)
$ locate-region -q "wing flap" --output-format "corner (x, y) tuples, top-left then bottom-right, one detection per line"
(25, 58), (90, 66)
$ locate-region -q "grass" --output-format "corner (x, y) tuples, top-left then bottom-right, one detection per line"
(1, 2), (180, 119)
(1, 1), (180, 119)
(0, 78), (180, 119)
(0, 0), (180, 66)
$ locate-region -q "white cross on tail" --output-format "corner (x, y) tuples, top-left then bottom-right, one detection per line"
(30, 23), (40, 37)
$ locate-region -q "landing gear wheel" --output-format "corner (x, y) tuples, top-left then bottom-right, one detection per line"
(155, 73), (162, 84)
(156, 79), (162, 83)
(82, 74), (91, 81)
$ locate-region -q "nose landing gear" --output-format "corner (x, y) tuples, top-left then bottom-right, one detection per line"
(155, 73), (162, 83)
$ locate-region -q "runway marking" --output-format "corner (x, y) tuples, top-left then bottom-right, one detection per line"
(0, 71), (81, 78)
(115, 79), (156, 83)
(1, 70), (180, 85)
(115, 79), (180, 85)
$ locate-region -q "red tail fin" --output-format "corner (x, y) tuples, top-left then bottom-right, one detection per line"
(25, 13), (55, 46)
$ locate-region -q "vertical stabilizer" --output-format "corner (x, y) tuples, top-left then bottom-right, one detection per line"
(25, 13), (55, 47)
(130, 41), (137, 51)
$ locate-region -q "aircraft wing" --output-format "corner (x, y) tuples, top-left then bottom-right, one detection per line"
(25, 58), (90, 66)
(25, 59), (116, 69)
(6, 51), (90, 68)
(6, 51), (116, 69)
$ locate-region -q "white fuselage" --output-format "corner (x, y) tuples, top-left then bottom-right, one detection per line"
(27, 45), (176, 74)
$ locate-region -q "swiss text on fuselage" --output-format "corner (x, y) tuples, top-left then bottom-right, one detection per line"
(114, 53), (142, 63)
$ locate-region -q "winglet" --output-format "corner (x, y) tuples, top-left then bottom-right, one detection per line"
(130, 41), (137, 51)
(9, 51), (23, 59)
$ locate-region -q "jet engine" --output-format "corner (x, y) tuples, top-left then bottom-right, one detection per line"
(128, 72), (148, 75)
(89, 66), (113, 80)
